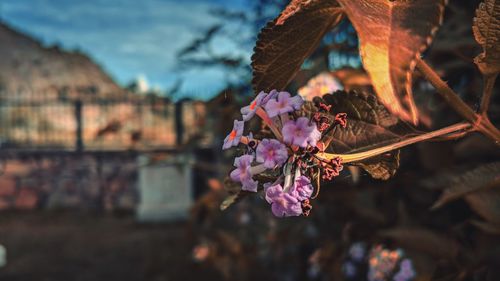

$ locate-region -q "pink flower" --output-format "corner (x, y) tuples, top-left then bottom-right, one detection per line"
(230, 155), (258, 192)
(256, 139), (288, 169)
(222, 120), (244, 150)
(282, 117), (321, 148)
(241, 91), (267, 121)
(298, 72), (342, 101)
(265, 184), (302, 217)
(289, 176), (313, 201)
(393, 259), (416, 281)
(264, 91), (304, 118)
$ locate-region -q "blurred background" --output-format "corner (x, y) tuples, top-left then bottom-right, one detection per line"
(0, 0), (498, 280)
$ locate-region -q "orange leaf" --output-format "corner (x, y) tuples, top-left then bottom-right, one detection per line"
(337, 0), (446, 124)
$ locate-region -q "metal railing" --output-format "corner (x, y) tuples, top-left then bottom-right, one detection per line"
(0, 97), (210, 151)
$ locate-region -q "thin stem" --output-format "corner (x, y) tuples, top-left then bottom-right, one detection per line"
(311, 167), (321, 199)
(416, 57), (500, 143)
(256, 107), (283, 140)
(283, 162), (293, 192)
(480, 73), (498, 115)
(318, 122), (471, 163)
(416, 58), (476, 120)
(429, 129), (471, 142)
(250, 164), (267, 175)
(280, 113), (289, 124)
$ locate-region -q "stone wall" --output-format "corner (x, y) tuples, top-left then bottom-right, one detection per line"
(0, 153), (139, 211)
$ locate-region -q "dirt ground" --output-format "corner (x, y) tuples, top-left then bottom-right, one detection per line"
(0, 211), (222, 281)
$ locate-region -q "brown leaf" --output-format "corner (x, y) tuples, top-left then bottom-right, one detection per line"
(337, 0), (447, 124)
(302, 91), (418, 179)
(220, 177), (247, 211)
(252, 0), (343, 93)
(355, 150), (400, 181)
(378, 227), (459, 259)
(473, 0), (500, 74)
(324, 91), (417, 179)
(276, 0), (313, 25)
(223, 176), (241, 195)
(431, 162), (500, 210)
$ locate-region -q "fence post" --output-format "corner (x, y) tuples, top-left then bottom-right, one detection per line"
(75, 99), (84, 152)
(175, 101), (184, 146)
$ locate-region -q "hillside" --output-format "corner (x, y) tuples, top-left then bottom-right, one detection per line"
(0, 22), (128, 102)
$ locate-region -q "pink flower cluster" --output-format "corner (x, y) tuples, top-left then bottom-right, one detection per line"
(342, 243), (416, 281)
(223, 90), (346, 217)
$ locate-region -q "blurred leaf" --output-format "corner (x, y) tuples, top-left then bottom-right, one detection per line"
(470, 220), (500, 234)
(222, 176), (239, 195)
(302, 91), (418, 179)
(379, 227), (459, 259)
(251, 0), (343, 93)
(220, 191), (251, 211)
(473, 0), (500, 75)
(221, 176), (242, 211)
(330, 68), (371, 91)
(431, 3), (477, 53)
(465, 187), (500, 224)
(347, 165), (361, 184)
(431, 162), (500, 210)
(337, 0), (447, 124)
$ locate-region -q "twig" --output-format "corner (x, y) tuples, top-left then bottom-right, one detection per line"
(319, 122), (471, 163)
(480, 73), (498, 115)
(429, 130), (470, 142)
(415, 57), (500, 144)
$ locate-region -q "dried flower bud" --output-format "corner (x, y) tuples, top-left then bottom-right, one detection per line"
(310, 146), (320, 154)
(318, 102), (332, 112)
(334, 113), (348, 128)
(301, 199), (312, 216)
(313, 112), (331, 132)
(313, 112), (322, 122)
(321, 157), (343, 180)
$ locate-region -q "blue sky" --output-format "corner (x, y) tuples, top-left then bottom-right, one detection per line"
(0, 0), (253, 100)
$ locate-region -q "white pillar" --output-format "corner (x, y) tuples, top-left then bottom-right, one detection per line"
(136, 153), (193, 222)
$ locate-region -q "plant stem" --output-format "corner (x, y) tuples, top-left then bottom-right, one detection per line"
(318, 122), (471, 163)
(429, 129), (471, 142)
(415, 57), (500, 144)
(256, 107), (283, 140)
(480, 73), (498, 115)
